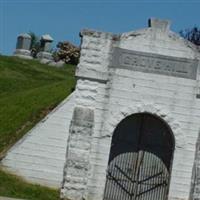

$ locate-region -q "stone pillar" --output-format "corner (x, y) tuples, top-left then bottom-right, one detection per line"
(61, 29), (114, 200)
(37, 34), (54, 64)
(13, 33), (32, 59)
(191, 131), (200, 200)
(61, 107), (94, 200)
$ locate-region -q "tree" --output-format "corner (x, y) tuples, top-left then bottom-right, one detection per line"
(53, 41), (80, 65)
(28, 32), (41, 58)
(180, 26), (200, 46)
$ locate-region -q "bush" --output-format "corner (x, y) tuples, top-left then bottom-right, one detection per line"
(53, 41), (80, 65)
(180, 26), (200, 46)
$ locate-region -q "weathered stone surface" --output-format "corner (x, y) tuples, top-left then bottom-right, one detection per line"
(40, 34), (53, 52)
(61, 18), (200, 200)
(148, 18), (171, 32)
(13, 33), (32, 59)
(48, 60), (65, 68)
(37, 52), (53, 64)
(13, 49), (32, 60)
(190, 131), (200, 200)
(111, 47), (198, 79)
(61, 107), (94, 200)
(41, 34), (53, 42)
(16, 33), (31, 50)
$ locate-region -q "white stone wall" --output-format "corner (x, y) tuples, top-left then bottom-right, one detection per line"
(100, 70), (200, 200)
(61, 107), (94, 200)
(61, 30), (114, 200)
(191, 131), (200, 200)
(62, 19), (200, 200)
(1, 93), (75, 188)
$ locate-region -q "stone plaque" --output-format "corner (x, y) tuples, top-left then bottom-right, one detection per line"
(111, 47), (198, 80)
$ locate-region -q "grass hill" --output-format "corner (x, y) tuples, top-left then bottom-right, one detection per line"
(0, 55), (76, 200)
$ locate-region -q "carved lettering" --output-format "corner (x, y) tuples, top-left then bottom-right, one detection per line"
(154, 60), (162, 70)
(112, 48), (198, 80)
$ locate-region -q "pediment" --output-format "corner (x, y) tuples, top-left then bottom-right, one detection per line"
(117, 19), (200, 60)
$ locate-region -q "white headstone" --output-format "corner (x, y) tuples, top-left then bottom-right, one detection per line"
(37, 34), (54, 64)
(13, 33), (32, 59)
(40, 34), (53, 52)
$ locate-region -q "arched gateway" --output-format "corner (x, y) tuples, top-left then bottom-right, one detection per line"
(61, 18), (200, 200)
(103, 113), (175, 200)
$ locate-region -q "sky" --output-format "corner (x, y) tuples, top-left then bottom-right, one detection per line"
(0, 0), (200, 55)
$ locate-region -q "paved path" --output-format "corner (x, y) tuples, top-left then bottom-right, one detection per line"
(0, 197), (26, 200)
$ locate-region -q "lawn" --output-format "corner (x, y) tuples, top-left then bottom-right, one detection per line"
(0, 55), (76, 200)
(0, 169), (60, 200)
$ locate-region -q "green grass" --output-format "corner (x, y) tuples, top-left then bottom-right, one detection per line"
(0, 55), (76, 200)
(0, 169), (60, 200)
(0, 55), (75, 155)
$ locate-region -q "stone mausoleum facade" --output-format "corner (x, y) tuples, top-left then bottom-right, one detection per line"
(61, 18), (200, 200)
(2, 18), (200, 200)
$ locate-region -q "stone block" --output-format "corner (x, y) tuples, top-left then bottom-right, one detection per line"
(37, 51), (53, 64)
(148, 18), (171, 32)
(13, 49), (32, 60)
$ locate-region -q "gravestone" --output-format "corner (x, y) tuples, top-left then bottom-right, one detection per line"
(61, 18), (200, 200)
(37, 34), (54, 64)
(40, 34), (53, 52)
(13, 33), (32, 59)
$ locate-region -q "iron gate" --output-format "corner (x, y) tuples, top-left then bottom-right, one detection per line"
(103, 113), (174, 200)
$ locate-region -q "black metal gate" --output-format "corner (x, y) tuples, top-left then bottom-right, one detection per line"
(103, 113), (175, 200)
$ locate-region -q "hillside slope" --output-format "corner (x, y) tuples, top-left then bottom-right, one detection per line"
(0, 56), (75, 156)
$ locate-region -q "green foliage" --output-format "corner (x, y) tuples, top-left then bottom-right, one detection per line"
(180, 26), (200, 46)
(28, 32), (41, 58)
(0, 169), (60, 200)
(0, 55), (75, 155)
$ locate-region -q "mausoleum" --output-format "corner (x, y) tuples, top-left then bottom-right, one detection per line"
(61, 18), (200, 200)
(2, 18), (200, 200)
